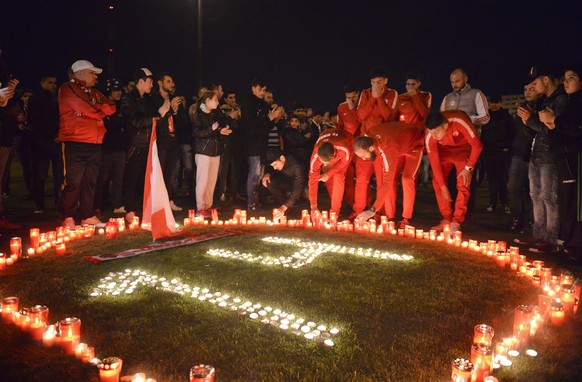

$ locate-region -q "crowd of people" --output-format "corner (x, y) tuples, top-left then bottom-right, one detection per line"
(0, 55), (580, 257)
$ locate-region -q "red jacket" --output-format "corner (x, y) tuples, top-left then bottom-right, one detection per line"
(336, 101), (361, 137)
(396, 91), (432, 127)
(308, 128), (353, 206)
(58, 79), (116, 144)
(356, 87), (398, 136)
(425, 110), (483, 188)
(365, 122), (425, 210)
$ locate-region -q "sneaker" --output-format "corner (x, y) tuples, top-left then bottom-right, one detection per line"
(503, 205), (511, 215)
(398, 218), (411, 229)
(529, 241), (557, 253)
(514, 235), (541, 246)
(450, 222), (461, 232)
(0, 218), (21, 230)
(125, 211), (136, 225)
(219, 194), (228, 202)
(81, 216), (103, 225)
(485, 205), (496, 213)
(62, 217), (76, 229)
(33, 209), (45, 215)
(113, 206), (127, 214)
(170, 200), (183, 211)
(431, 219), (451, 232)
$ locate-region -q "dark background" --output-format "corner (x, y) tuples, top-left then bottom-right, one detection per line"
(2, 0), (580, 112)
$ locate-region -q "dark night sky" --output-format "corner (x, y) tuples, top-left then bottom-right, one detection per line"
(2, 0), (581, 113)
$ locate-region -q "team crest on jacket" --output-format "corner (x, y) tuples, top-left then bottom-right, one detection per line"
(452, 131), (459, 137)
(449, 100), (456, 107)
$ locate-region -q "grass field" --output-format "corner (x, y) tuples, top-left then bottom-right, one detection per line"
(0, 164), (581, 381)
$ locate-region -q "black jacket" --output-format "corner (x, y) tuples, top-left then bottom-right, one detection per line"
(121, 90), (159, 149)
(282, 126), (311, 164)
(28, 88), (59, 141)
(240, 93), (274, 157)
(152, 93), (180, 148)
(102, 100), (127, 151)
(552, 90), (582, 156)
(265, 154), (306, 208)
(525, 86), (568, 165)
(192, 107), (227, 157)
(511, 101), (536, 160)
(481, 108), (514, 155)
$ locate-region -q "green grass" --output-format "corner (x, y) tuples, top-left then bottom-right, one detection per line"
(1, 161), (581, 381)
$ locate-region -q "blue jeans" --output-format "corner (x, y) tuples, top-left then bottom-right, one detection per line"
(246, 155), (262, 208)
(508, 155), (531, 222)
(529, 162), (559, 244)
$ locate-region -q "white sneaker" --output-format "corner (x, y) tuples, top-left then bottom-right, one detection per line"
(62, 217), (76, 229)
(450, 222), (461, 232)
(81, 216), (103, 225)
(113, 206), (127, 214)
(170, 200), (183, 211)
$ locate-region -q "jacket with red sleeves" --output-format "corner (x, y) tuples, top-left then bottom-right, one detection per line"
(356, 86), (398, 135)
(396, 91), (432, 127)
(308, 128), (353, 206)
(336, 101), (361, 136)
(58, 78), (115, 144)
(425, 110), (483, 189)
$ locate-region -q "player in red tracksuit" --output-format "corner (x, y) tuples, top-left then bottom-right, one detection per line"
(336, 84), (361, 208)
(353, 67), (398, 218)
(395, 73), (432, 127)
(352, 122), (425, 224)
(308, 128), (353, 215)
(425, 110), (483, 232)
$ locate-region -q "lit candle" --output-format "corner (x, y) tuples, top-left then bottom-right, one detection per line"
(495, 342), (508, 358)
(59, 317), (81, 355)
(0, 253), (5, 271)
(550, 302), (565, 326)
(561, 285), (575, 314)
(75, 343), (88, 360)
(190, 364), (215, 382)
(98, 357), (123, 382)
(470, 343), (493, 381)
(98, 228), (105, 235)
(28, 305), (49, 341)
(474, 324), (494, 346)
(451, 358), (473, 382)
(30, 228), (40, 249)
(10, 237), (22, 259)
(1, 296), (19, 324)
(42, 324), (57, 347)
(55, 243), (67, 256)
(106, 221), (118, 239)
(27, 248), (35, 257)
(81, 346), (95, 363)
(512, 305), (532, 346)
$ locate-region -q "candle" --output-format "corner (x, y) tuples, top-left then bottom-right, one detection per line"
(502, 336), (518, 351)
(494, 342), (508, 358)
(473, 324), (494, 346)
(17, 308), (30, 331)
(98, 228), (105, 235)
(59, 317), (81, 355)
(81, 346), (95, 363)
(190, 364), (215, 382)
(10, 237), (22, 259)
(451, 358), (473, 382)
(561, 285), (576, 314)
(42, 324), (58, 347)
(513, 305), (532, 346)
(75, 343), (88, 360)
(106, 221), (118, 239)
(0, 253), (6, 271)
(99, 357), (123, 382)
(55, 243), (67, 256)
(30, 228), (40, 249)
(496, 241), (507, 252)
(1, 296), (19, 324)
(28, 305), (49, 340)
(550, 302), (565, 326)
(470, 343), (493, 381)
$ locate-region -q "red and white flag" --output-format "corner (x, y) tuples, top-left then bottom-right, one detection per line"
(142, 118), (178, 240)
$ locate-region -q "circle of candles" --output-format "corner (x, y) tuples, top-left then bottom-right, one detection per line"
(189, 364), (215, 382)
(473, 324), (494, 346)
(1, 296), (19, 324)
(451, 358), (473, 382)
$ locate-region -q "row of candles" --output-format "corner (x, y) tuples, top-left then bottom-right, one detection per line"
(0, 295), (222, 381)
(0, 217), (142, 270)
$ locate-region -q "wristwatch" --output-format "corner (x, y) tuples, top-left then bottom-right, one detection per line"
(465, 165), (474, 172)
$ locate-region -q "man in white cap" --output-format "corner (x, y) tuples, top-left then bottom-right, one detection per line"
(58, 59), (115, 228)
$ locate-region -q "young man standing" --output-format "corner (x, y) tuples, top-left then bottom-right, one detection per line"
(425, 111), (483, 232)
(353, 67), (398, 218)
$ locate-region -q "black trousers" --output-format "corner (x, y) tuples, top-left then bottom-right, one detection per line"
(60, 141), (101, 220)
(558, 153), (582, 254)
(32, 137), (63, 210)
(123, 147), (148, 213)
(483, 151), (510, 208)
(157, 144), (179, 201)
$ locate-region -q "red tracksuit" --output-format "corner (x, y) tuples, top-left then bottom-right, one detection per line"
(426, 110), (483, 223)
(364, 122), (425, 218)
(395, 91), (432, 127)
(336, 101), (361, 206)
(354, 87), (398, 214)
(309, 128), (353, 214)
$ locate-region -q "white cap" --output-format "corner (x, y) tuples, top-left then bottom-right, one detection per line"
(71, 60), (103, 74)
